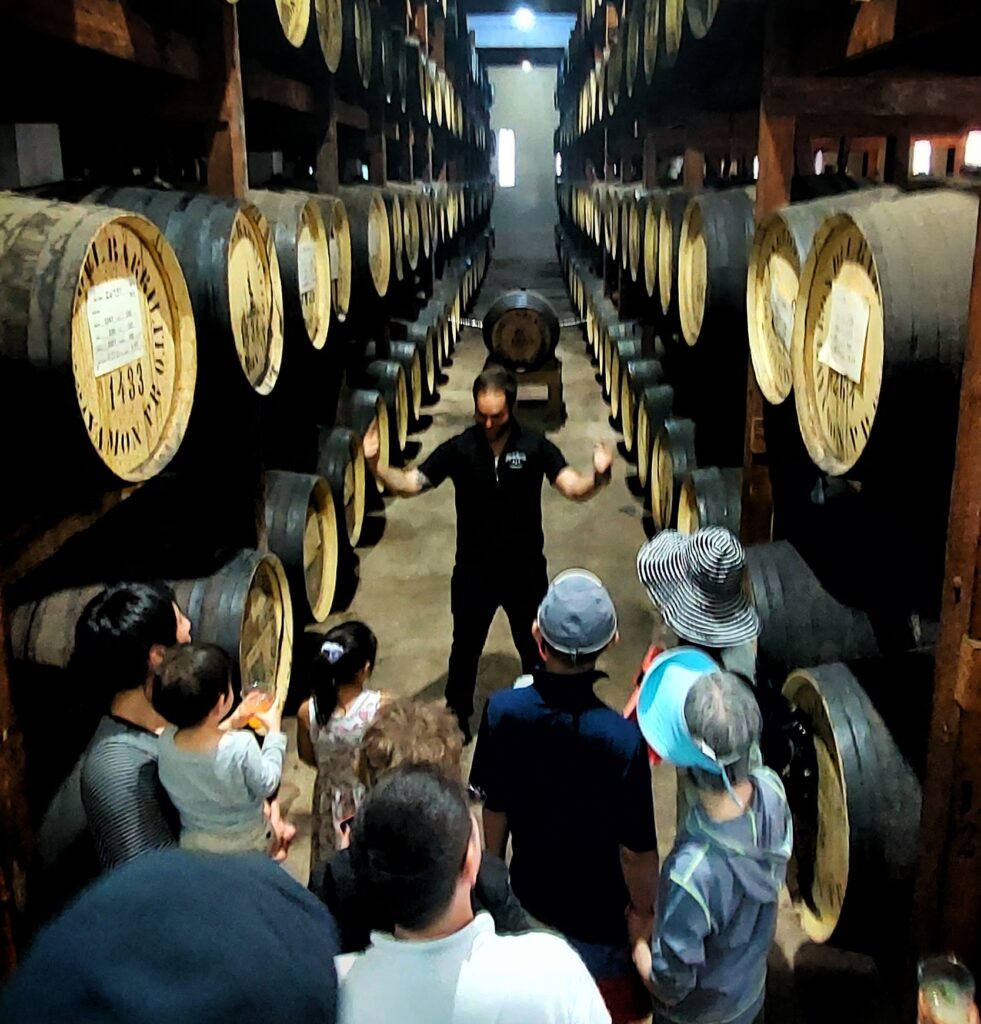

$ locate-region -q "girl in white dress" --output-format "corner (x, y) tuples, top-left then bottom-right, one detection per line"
(297, 622), (385, 872)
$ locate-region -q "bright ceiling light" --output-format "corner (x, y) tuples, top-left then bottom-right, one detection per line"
(513, 6), (535, 30)
(521, 59), (532, 72)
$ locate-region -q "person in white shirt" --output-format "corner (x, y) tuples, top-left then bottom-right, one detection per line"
(339, 765), (612, 1024)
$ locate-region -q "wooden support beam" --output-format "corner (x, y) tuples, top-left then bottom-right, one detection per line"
(643, 134), (657, 188)
(682, 147), (704, 190)
(914, 196), (981, 971)
(6, 0), (201, 80)
(242, 64), (314, 114)
(766, 74), (981, 121)
(207, 5), (248, 198)
(335, 99), (370, 131)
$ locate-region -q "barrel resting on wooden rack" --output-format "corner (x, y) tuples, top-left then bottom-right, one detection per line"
(0, 193), (197, 484)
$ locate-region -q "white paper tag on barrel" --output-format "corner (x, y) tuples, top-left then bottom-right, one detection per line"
(769, 280), (796, 353)
(817, 282), (870, 384)
(297, 239), (319, 297)
(329, 238), (340, 280)
(86, 278), (147, 377)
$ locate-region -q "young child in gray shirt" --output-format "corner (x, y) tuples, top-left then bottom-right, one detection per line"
(154, 643), (286, 854)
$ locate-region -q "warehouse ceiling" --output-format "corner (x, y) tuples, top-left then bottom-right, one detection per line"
(464, 4), (575, 65)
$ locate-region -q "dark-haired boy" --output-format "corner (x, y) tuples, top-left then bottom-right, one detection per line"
(340, 765), (610, 1024)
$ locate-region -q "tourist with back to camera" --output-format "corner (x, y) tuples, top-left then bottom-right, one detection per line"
(362, 365), (614, 741)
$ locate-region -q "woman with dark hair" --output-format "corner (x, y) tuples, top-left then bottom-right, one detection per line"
(297, 622), (386, 869)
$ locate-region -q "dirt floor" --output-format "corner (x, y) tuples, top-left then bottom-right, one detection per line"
(280, 255), (890, 1024)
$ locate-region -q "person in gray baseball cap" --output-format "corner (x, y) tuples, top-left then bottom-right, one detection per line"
(470, 569), (659, 1024)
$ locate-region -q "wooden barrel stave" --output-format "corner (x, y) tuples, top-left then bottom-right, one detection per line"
(0, 194), (197, 483)
(265, 470), (338, 621)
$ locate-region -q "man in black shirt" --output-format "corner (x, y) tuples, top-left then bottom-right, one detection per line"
(364, 366), (613, 740)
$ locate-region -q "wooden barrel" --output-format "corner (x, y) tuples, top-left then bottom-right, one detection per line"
(782, 662), (921, 952)
(274, 0), (311, 47)
(317, 426), (366, 547)
(746, 541), (880, 676)
(605, 39), (623, 116)
(341, 0), (372, 90)
(617, 336), (651, 455)
(416, 188), (433, 259)
(88, 187), (284, 395)
(792, 190), (978, 476)
(382, 190), (405, 283)
(0, 194), (196, 483)
(650, 417), (696, 528)
(431, 63), (445, 126)
(625, 0), (642, 98)
(747, 188), (898, 405)
(313, 195), (353, 324)
(677, 466), (741, 533)
(392, 188), (421, 271)
(482, 290), (560, 369)
(348, 388), (389, 493)
(366, 359), (409, 452)
(405, 38), (429, 122)
(265, 470), (338, 622)
(664, 0), (684, 59)
(658, 188), (689, 317)
(634, 379), (673, 491)
(248, 190), (331, 350)
(642, 0), (659, 81)
(171, 551), (293, 703)
(372, 5), (394, 103)
(390, 26), (408, 113)
(337, 186), (390, 300)
(605, 320), (642, 415)
(314, 0), (343, 72)
(604, 187), (620, 259)
(685, 0), (718, 38)
(392, 317), (438, 400)
(11, 552), (294, 703)
(627, 190), (643, 282)
(619, 190), (633, 272)
(678, 187), (755, 346)
(389, 340), (424, 423)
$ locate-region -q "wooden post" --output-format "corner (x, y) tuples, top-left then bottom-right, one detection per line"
(643, 132), (657, 188)
(316, 79), (340, 194)
(207, 4), (248, 198)
(913, 198), (981, 970)
(682, 147), (704, 189)
(740, 102), (795, 546)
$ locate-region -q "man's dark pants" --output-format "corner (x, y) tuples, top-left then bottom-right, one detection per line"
(445, 562), (548, 729)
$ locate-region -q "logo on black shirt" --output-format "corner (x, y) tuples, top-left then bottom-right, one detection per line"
(504, 451), (527, 469)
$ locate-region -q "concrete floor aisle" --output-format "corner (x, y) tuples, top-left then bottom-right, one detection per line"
(279, 254), (888, 1024)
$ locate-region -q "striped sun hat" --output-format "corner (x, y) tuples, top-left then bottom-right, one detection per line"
(636, 527), (760, 647)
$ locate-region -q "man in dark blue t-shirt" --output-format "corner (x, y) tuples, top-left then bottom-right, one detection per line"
(363, 366), (613, 741)
(470, 569), (659, 1022)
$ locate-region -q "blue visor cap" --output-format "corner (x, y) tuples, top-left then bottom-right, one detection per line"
(637, 647), (721, 771)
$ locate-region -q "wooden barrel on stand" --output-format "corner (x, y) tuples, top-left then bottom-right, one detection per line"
(88, 186), (284, 395)
(650, 417), (696, 528)
(483, 290), (560, 369)
(392, 317), (438, 401)
(792, 189), (977, 476)
(382, 189), (405, 283)
(677, 466), (741, 533)
(632, 375), (673, 490)
(265, 470), (339, 622)
(0, 194), (196, 483)
(348, 388), (389, 494)
(314, 194), (353, 323)
(313, 0), (343, 72)
(337, 186), (391, 302)
(317, 426), (366, 547)
(678, 187), (755, 346)
(248, 189), (331, 350)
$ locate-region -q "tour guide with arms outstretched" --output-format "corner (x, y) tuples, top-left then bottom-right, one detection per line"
(363, 366), (613, 741)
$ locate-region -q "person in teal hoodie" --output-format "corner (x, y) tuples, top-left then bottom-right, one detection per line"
(633, 670), (793, 1024)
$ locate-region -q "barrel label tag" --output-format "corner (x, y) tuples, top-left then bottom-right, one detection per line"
(329, 238), (341, 280)
(87, 278), (147, 377)
(818, 282), (869, 384)
(298, 239), (319, 296)
(769, 280), (795, 353)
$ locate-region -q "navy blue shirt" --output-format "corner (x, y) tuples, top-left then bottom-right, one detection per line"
(470, 670), (658, 945)
(418, 418), (567, 570)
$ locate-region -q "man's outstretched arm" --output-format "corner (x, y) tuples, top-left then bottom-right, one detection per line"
(363, 421), (432, 497)
(552, 442), (614, 502)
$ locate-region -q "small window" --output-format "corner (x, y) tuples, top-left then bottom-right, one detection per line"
(498, 128), (516, 188)
(555, 152), (562, 177)
(912, 139), (932, 177)
(965, 130), (981, 168)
